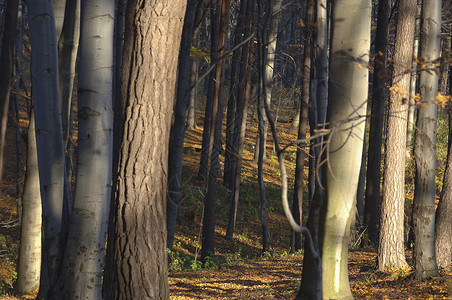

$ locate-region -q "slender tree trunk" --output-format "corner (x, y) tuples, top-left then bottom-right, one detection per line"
(28, 0), (66, 296)
(52, 0), (66, 39)
(412, 0), (441, 280)
(167, 0), (201, 251)
(187, 56), (198, 129)
(200, 0), (229, 261)
(363, 0), (390, 246)
(292, 0), (313, 252)
(15, 111), (42, 293)
(379, 0), (417, 272)
(50, 1), (114, 298)
(106, 1), (186, 298)
(252, 0), (282, 165)
(319, 1), (371, 298)
(225, 0), (255, 239)
(0, 0), (19, 192)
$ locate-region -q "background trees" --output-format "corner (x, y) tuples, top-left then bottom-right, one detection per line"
(0, 0), (451, 299)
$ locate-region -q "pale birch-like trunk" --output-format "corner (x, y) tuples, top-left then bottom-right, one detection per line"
(27, 0), (66, 297)
(413, 0), (440, 280)
(52, 0), (66, 39)
(253, 0), (281, 164)
(15, 111), (42, 293)
(50, 1), (114, 298)
(320, 1), (371, 299)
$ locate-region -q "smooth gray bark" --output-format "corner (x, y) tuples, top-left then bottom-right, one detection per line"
(319, 0), (371, 298)
(28, 0), (66, 296)
(413, 0), (440, 280)
(50, 1), (114, 298)
(16, 111), (42, 293)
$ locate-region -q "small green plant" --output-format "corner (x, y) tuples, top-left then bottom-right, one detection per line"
(204, 256), (218, 270)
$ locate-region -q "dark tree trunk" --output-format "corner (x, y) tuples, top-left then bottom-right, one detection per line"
(0, 0), (18, 191)
(225, 0), (255, 239)
(363, 0), (390, 247)
(200, 0), (229, 262)
(167, 0), (201, 251)
(103, 0), (186, 298)
(292, 0), (313, 252)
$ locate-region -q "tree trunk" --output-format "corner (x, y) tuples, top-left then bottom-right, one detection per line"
(252, 0), (282, 165)
(52, 0), (66, 39)
(378, 0), (417, 272)
(319, 0), (371, 298)
(106, 1), (186, 298)
(167, 0), (201, 251)
(15, 111), (42, 293)
(200, 0), (229, 262)
(225, 0), (255, 239)
(363, 0), (390, 247)
(0, 0), (19, 192)
(50, 1), (114, 298)
(413, 0), (441, 280)
(292, 0), (313, 252)
(28, 0), (66, 296)
(436, 72), (452, 272)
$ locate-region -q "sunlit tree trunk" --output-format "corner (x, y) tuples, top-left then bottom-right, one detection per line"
(53, 0), (66, 39)
(413, 0), (441, 280)
(15, 111), (42, 293)
(50, 1), (114, 298)
(28, 0), (66, 297)
(104, 0), (186, 298)
(319, 0), (371, 298)
(379, 0), (417, 272)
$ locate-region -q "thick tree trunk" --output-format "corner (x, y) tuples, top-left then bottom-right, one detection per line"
(15, 111), (42, 293)
(363, 0), (390, 246)
(28, 0), (66, 297)
(106, 1), (186, 298)
(0, 0), (19, 192)
(413, 0), (441, 280)
(50, 1), (114, 298)
(379, 0), (417, 272)
(319, 1), (371, 299)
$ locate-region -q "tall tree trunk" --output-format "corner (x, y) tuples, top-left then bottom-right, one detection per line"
(15, 111), (42, 293)
(28, 0), (66, 297)
(167, 0), (202, 251)
(413, 0), (441, 280)
(200, 0), (229, 262)
(197, 1), (228, 181)
(0, 0), (19, 193)
(363, 0), (390, 246)
(50, 1), (114, 298)
(318, 0), (371, 298)
(52, 0), (66, 39)
(292, 0), (313, 252)
(225, 0), (255, 239)
(105, 0), (186, 298)
(378, 0), (417, 272)
(436, 68), (452, 272)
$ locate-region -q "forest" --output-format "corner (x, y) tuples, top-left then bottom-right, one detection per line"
(0, 0), (451, 299)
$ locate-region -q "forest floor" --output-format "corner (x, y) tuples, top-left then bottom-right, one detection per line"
(0, 99), (451, 299)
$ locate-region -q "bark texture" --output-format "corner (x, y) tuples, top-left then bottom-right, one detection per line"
(413, 0), (440, 280)
(107, 1), (186, 298)
(379, 0), (417, 272)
